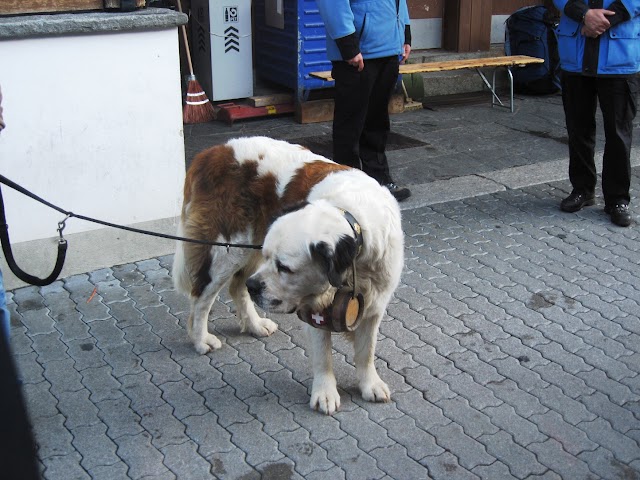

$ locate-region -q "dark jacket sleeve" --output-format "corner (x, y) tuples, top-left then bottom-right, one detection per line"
(606, 0), (631, 28)
(404, 25), (412, 46)
(335, 33), (360, 60)
(563, 0), (589, 23)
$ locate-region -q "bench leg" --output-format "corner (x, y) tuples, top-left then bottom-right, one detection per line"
(476, 68), (504, 108)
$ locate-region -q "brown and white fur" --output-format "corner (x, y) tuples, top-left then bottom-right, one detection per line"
(172, 136), (404, 414)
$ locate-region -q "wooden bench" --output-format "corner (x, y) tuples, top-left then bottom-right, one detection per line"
(310, 55), (545, 113)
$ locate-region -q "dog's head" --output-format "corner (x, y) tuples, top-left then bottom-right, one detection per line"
(246, 201), (359, 314)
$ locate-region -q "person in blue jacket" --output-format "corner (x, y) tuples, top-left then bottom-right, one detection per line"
(554, 0), (640, 226)
(315, 0), (412, 202)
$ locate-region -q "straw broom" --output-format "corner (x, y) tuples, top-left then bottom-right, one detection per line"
(177, 0), (215, 123)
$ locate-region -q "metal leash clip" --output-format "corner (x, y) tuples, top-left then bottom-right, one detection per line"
(57, 213), (71, 245)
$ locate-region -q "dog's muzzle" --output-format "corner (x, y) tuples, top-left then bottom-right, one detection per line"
(297, 286), (363, 333)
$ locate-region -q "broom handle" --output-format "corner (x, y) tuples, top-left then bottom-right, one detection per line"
(176, 0), (195, 77)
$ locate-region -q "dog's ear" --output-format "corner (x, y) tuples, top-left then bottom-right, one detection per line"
(310, 236), (357, 288)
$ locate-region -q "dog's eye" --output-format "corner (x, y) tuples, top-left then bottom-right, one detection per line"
(276, 260), (293, 274)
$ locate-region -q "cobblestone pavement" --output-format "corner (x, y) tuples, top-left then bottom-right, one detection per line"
(7, 163), (640, 479)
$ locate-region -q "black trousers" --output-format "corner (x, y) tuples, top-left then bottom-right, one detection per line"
(331, 56), (400, 185)
(561, 73), (638, 206)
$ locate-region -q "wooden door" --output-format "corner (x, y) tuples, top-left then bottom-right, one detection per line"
(442, 0), (492, 52)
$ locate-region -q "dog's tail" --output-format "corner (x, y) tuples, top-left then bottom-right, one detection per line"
(172, 220), (192, 295)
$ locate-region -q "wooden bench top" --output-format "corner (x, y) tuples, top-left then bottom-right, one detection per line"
(310, 55), (544, 81)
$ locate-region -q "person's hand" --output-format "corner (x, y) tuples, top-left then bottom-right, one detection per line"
(581, 9), (614, 38)
(347, 53), (364, 72)
(401, 44), (411, 64)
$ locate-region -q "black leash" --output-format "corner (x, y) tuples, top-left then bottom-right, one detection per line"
(0, 174), (262, 286)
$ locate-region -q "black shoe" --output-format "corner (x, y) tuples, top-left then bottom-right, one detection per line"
(384, 182), (411, 202)
(560, 192), (595, 213)
(605, 203), (632, 227)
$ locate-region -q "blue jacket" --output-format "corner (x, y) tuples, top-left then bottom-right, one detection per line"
(554, 0), (640, 75)
(315, 0), (411, 61)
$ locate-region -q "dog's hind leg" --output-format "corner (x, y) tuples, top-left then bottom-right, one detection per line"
(188, 283), (224, 354)
(228, 269), (278, 337)
(354, 313), (390, 403)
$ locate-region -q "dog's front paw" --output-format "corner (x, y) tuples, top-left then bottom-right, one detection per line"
(245, 317), (278, 337)
(360, 377), (391, 403)
(310, 377), (341, 415)
(193, 333), (222, 354)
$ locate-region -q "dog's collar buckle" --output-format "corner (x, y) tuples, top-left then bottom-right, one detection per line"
(338, 208), (363, 256)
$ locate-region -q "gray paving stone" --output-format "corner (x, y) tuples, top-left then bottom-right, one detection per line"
(436, 395), (498, 439)
(22, 380), (59, 419)
(272, 428), (334, 476)
(93, 280), (129, 306)
(386, 301), (429, 331)
(577, 418), (640, 464)
(406, 343), (458, 378)
(161, 440), (213, 480)
(577, 368), (637, 406)
(531, 384), (596, 426)
(139, 348), (185, 385)
(181, 412), (229, 456)
(201, 385), (254, 427)
(493, 336), (549, 369)
(52, 309), (91, 343)
(333, 408), (395, 452)
(159, 378), (207, 420)
(138, 404), (189, 448)
(96, 396), (144, 439)
(442, 371), (503, 410)
(394, 389), (450, 431)
(430, 423), (495, 471)
(404, 365), (456, 404)
(176, 354), (225, 393)
(57, 389), (101, 429)
(477, 430), (547, 478)
(111, 264), (145, 287)
(485, 378), (547, 419)
(41, 452), (89, 480)
(100, 342), (144, 378)
(532, 361), (595, 399)
(218, 361), (267, 400)
(578, 446), (640, 480)
(490, 356), (549, 393)
(420, 451), (480, 480)
(114, 432), (170, 479)
(208, 448), (258, 479)
(323, 435), (385, 480)
(305, 465), (346, 480)
(87, 317), (126, 349)
(71, 423), (119, 470)
(289, 403), (346, 444)
(12, 286), (46, 313)
(120, 371), (165, 411)
(65, 338), (106, 371)
(376, 337), (420, 372)
(20, 308), (56, 336)
(245, 392), (300, 436)
(528, 438), (595, 479)
(80, 365), (123, 402)
(88, 461), (130, 479)
(128, 284), (164, 310)
(14, 350), (45, 384)
(227, 418), (283, 467)
(141, 304), (181, 336)
(483, 403), (547, 447)
(261, 368), (311, 407)
(107, 300), (145, 328)
(32, 413), (75, 459)
(31, 331), (70, 364)
(471, 460), (518, 480)
(380, 414), (444, 462)
(529, 410), (598, 456)
(370, 443), (431, 480)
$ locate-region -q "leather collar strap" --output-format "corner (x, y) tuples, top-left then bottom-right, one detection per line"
(338, 208), (363, 256)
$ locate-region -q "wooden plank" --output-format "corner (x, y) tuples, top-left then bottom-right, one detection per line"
(310, 56), (544, 81)
(0, 0), (145, 14)
(248, 94), (294, 108)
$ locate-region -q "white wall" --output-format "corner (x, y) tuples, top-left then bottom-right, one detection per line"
(0, 29), (185, 244)
(0, 28), (186, 290)
(410, 18), (443, 50)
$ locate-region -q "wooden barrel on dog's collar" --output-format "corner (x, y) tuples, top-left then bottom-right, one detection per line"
(297, 288), (364, 332)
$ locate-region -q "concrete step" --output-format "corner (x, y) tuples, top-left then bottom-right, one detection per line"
(406, 45), (510, 99)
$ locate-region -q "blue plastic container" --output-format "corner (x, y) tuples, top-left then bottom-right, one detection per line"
(254, 0), (334, 98)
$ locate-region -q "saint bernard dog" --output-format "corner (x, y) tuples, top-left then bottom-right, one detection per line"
(172, 136), (404, 414)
